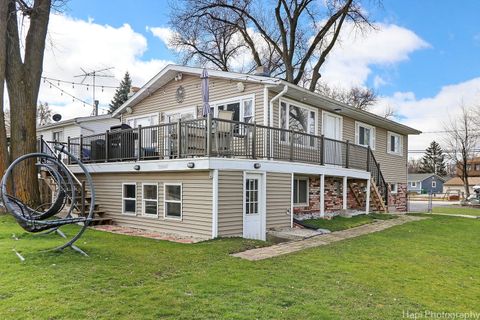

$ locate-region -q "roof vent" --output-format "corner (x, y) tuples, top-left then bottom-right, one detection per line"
(254, 65), (270, 77)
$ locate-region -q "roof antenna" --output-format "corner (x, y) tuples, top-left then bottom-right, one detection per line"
(75, 67), (114, 116)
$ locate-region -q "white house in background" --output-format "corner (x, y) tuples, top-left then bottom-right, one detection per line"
(37, 114), (120, 142)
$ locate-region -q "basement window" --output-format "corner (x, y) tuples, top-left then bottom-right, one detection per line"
(142, 183), (158, 217)
(164, 183), (182, 219)
(390, 183), (398, 194)
(293, 177), (309, 206)
(122, 183), (137, 215)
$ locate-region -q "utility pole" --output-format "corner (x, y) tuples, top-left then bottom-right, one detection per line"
(75, 67), (114, 116)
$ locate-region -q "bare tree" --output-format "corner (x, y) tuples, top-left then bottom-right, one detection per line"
(37, 101), (52, 126)
(3, 0), (52, 206)
(315, 82), (377, 110)
(169, 0), (375, 91)
(0, 0), (10, 196)
(407, 158), (421, 174)
(443, 105), (478, 197)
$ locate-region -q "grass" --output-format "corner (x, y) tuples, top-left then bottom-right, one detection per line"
(0, 214), (479, 319)
(432, 206), (480, 216)
(301, 213), (397, 232)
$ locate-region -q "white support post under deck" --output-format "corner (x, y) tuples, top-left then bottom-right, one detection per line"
(343, 176), (348, 210)
(366, 178), (371, 214)
(320, 174), (325, 218)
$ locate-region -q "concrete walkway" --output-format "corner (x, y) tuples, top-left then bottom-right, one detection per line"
(232, 215), (427, 261)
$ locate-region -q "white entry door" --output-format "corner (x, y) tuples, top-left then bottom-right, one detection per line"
(243, 173), (265, 240)
(322, 112), (343, 165)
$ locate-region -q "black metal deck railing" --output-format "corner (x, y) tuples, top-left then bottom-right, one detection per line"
(41, 115), (388, 204)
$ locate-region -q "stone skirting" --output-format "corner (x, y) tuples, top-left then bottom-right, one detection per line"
(388, 183), (407, 212)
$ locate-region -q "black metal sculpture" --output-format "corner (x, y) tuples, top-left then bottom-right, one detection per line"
(1, 143), (95, 255)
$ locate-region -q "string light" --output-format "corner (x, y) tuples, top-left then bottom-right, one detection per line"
(43, 79), (93, 107)
(41, 76), (118, 89)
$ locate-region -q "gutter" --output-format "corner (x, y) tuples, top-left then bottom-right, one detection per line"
(267, 84), (288, 127)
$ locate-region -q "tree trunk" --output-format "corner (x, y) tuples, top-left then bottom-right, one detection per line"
(5, 0), (52, 207)
(0, 0), (10, 191)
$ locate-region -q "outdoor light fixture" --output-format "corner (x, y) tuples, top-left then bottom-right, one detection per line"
(254, 163), (261, 169)
(334, 108), (342, 112)
(133, 165), (140, 171)
(187, 162), (195, 169)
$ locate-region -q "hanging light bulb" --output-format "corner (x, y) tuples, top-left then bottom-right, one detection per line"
(87, 84), (89, 91)
(58, 80), (60, 86)
(101, 86), (104, 92)
(72, 82), (74, 89)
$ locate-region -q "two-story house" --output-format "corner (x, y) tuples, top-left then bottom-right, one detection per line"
(55, 65), (420, 241)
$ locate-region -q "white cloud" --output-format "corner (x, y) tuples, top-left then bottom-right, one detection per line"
(38, 14), (173, 120)
(147, 26), (176, 49)
(321, 22), (430, 89)
(373, 78), (480, 156)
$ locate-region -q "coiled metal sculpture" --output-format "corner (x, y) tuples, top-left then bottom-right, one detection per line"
(1, 143), (95, 254)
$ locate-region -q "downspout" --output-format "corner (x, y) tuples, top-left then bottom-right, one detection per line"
(266, 84), (288, 159)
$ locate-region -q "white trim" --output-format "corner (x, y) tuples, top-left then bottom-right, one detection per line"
(411, 181), (417, 188)
(431, 180), (437, 188)
(212, 169), (219, 238)
(125, 112), (160, 124)
(278, 98), (318, 145)
(163, 106), (197, 122)
(69, 158), (372, 180)
(320, 174), (325, 218)
(343, 176), (348, 210)
(390, 182), (398, 195)
(290, 173), (294, 228)
(321, 110), (344, 140)
(263, 86), (269, 126)
(366, 178), (371, 214)
(293, 176), (309, 207)
(355, 121), (376, 150)
(163, 182), (183, 220)
(141, 182), (159, 217)
(387, 131), (403, 156)
(122, 182), (137, 215)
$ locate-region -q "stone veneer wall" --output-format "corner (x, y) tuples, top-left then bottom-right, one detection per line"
(293, 176), (368, 219)
(388, 183), (407, 212)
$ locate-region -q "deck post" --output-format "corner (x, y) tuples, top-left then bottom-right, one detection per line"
(377, 163), (381, 183)
(67, 136), (71, 165)
(343, 176), (348, 210)
(366, 178), (371, 214)
(79, 134), (83, 162)
(345, 140), (350, 168)
(320, 135), (325, 165)
(252, 123), (257, 159)
(320, 174), (325, 218)
(105, 130), (109, 162)
(366, 146), (371, 172)
(289, 130), (294, 161)
(137, 125), (142, 161)
(176, 120), (182, 158)
(39, 135), (44, 153)
(206, 113), (212, 157)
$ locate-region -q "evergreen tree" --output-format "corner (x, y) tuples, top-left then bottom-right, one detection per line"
(419, 140), (447, 176)
(109, 72), (132, 113)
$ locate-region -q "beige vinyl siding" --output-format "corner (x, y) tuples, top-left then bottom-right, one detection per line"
(269, 91), (408, 184)
(83, 171), (213, 238)
(126, 74), (265, 124)
(266, 172), (292, 229)
(217, 170), (243, 237)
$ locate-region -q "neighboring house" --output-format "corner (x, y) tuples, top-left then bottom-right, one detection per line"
(37, 114), (120, 142)
(407, 173), (445, 194)
(52, 65), (420, 241)
(443, 177), (480, 195)
(456, 157), (480, 177)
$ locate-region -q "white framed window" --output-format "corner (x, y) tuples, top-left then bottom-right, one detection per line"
(411, 181), (417, 188)
(355, 121), (376, 149)
(279, 99), (317, 146)
(125, 113), (159, 128)
(431, 180), (437, 188)
(164, 183), (182, 220)
(122, 183), (137, 215)
(164, 107), (197, 123)
(293, 177), (309, 206)
(210, 95), (255, 124)
(387, 131), (403, 155)
(52, 130), (64, 142)
(390, 183), (398, 194)
(142, 183), (158, 217)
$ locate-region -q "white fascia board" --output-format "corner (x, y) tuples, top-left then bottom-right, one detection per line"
(69, 158), (370, 179)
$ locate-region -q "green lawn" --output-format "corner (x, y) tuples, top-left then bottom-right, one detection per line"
(1, 214), (479, 319)
(432, 206), (480, 216)
(301, 213), (397, 231)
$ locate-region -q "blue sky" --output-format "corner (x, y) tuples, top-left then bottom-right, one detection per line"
(65, 0), (480, 100)
(37, 0), (480, 152)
